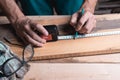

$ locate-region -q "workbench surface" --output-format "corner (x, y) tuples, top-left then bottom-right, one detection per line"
(0, 14), (120, 80)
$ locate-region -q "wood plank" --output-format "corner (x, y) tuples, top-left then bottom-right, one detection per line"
(24, 63), (120, 80)
(1, 14), (120, 25)
(44, 53), (120, 63)
(0, 15), (120, 61)
(0, 16), (71, 25)
(7, 23), (120, 60)
(11, 34), (120, 60)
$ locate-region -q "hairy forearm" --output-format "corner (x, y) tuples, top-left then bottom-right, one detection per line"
(82, 0), (98, 13)
(0, 0), (25, 23)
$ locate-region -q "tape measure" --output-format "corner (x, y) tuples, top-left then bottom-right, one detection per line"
(58, 31), (120, 40)
(42, 25), (120, 42)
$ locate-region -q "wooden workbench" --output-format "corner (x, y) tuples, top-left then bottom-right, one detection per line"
(0, 14), (120, 80)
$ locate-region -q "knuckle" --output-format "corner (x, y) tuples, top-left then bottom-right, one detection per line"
(24, 25), (29, 30)
(31, 35), (36, 39)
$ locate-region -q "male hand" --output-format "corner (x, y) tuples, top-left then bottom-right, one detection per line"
(70, 10), (96, 34)
(13, 17), (48, 47)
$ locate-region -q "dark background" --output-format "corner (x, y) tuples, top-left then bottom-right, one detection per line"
(0, 0), (120, 16)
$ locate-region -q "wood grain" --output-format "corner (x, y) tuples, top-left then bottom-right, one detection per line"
(1, 14), (120, 25)
(0, 15), (120, 61)
(24, 63), (120, 80)
(9, 34), (120, 60)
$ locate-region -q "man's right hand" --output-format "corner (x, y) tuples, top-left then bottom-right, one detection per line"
(13, 17), (48, 47)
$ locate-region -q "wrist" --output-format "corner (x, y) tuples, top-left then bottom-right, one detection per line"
(81, 0), (97, 13)
(83, 7), (94, 14)
(12, 16), (31, 28)
(9, 15), (25, 24)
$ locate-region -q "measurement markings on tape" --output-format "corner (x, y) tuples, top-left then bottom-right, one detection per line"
(58, 31), (120, 40)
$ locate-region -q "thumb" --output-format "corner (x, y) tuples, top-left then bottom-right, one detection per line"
(36, 24), (49, 36)
(31, 22), (49, 36)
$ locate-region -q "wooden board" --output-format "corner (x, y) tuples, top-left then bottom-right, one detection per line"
(1, 15), (120, 80)
(24, 63), (120, 80)
(0, 15), (120, 60)
(10, 34), (120, 60)
(1, 14), (120, 25)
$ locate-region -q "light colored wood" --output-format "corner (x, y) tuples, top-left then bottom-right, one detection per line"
(24, 63), (120, 80)
(1, 15), (120, 61)
(10, 18), (120, 60)
(0, 16), (70, 25)
(10, 34), (120, 60)
(1, 15), (120, 80)
(1, 14), (120, 25)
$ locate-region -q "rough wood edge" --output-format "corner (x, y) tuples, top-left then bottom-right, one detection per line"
(0, 14), (120, 25)
(32, 48), (120, 61)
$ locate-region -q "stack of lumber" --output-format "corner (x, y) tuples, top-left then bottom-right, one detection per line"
(95, 0), (120, 14)
(0, 0), (120, 15)
(1, 14), (120, 61)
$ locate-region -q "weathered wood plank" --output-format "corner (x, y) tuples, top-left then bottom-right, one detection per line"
(0, 16), (70, 25)
(1, 14), (120, 25)
(0, 14), (120, 61)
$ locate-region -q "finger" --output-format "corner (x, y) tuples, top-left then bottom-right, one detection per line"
(84, 16), (95, 33)
(94, 19), (97, 28)
(16, 31), (29, 45)
(79, 16), (96, 34)
(76, 20), (82, 31)
(70, 13), (78, 27)
(24, 25), (46, 44)
(76, 12), (90, 31)
(30, 22), (48, 36)
(23, 32), (44, 47)
(91, 19), (97, 32)
(88, 17), (96, 33)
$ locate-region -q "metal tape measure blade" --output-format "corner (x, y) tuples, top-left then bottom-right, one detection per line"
(58, 31), (120, 40)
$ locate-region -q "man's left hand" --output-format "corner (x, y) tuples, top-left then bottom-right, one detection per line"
(70, 10), (96, 34)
